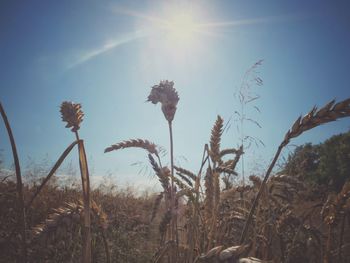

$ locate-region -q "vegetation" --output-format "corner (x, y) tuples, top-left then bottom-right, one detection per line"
(1, 75), (350, 262)
(283, 131), (350, 191)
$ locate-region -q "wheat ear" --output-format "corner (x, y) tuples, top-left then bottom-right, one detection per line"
(174, 165), (197, 181)
(210, 115), (224, 163)
(148, 154), (169, 192)
(60, 101), (91, 263)
(104, 139), (159, 157)
(31, 202), (81, 237)
(204, 167), (214, 223)
(240, 98), (350, 244)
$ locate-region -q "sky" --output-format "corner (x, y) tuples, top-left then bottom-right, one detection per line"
(0, 0), (350, 191)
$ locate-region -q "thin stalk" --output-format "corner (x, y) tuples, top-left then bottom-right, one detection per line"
(207, 157), (218, 251)
(168, 120), (177, 262)
(0, 102), (27, 263)
(26, 140), (78, 209)
(75, 131), (91, 263)
(187, 145), (209, 262)
(239, 143), (284, 244)
(241, 99), (245, 186)
(168, 121), (175, 201)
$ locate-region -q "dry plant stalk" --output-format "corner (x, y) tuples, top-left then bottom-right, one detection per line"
(60, 101), (91, 263)
(210, 115), (224, 163)
(0, 102), (27, 263)
(148, 80), (180, 258)
(31, 200), (110, 262)
(174, 166), (197, 182)
(104, 81), (180, 262)
(235, 60), (264, 185)
(105, 139), (159, 157)
(240, 98), (350, 245)
(26, 140), (79, 209)
(204, 167), (214, 224)
(207, 116), (224, 249)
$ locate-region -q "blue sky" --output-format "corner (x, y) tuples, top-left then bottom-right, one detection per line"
(1, 0), (350, 190)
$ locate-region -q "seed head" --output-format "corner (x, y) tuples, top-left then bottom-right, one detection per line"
(60, 101), (84, 132)
(147, 80), (179, 122)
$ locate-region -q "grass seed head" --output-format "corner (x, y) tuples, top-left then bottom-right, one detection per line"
(60, 101), (84, 132)
(210, 115), (224, 163)
(147, 80), (179, 122)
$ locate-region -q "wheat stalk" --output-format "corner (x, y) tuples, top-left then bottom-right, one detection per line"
(174, 165), (197, 181)
(147, 80), (179, 123)
(60, 101), (83, 132)
(31, 202), (81, 237)
(219, 147), (243, 159)
(148, 81), (180, 260)
(175, 172), (193, 187)
(215, 165), (238, 175)
(148, 154), (169, 192)
(0, 102), (27, 263)
(60, 101), (91, 263)
(31, 200), (110, 262)
(204, 167), (214, 224)
(26, 140), (79, 209)
(173, 176), (191, 191)
(240, 98), (350, 245)
(282, 98), (350, 146)
(31, 200), (108, 235)
(185, 144), (210, 262)
(105, 139), (159, 157)
(210, 115), (224, 163)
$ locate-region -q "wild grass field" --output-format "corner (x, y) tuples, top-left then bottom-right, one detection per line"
(1, 76), (350, 263)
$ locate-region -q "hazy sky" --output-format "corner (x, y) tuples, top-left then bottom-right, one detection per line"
(1, 0), (350, 190)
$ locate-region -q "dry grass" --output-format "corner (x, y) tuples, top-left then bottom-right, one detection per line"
(1, 82), (350, 263)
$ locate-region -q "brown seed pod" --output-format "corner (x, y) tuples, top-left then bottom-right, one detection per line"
(60, 101), (84, 132)
(147, 80), (179, 122)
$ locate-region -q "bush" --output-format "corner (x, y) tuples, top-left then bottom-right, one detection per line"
(283, 130), (350, 191)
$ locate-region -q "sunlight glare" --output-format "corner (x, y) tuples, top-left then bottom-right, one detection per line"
(163, 13), (198, 45)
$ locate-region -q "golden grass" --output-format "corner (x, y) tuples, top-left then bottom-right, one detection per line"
(1, 84), (350, 263)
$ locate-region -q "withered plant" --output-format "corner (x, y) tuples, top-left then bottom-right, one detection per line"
(240, 98), (350, 246)
(105, 83), (246, 262)
(59, 101), (92, 263)
(233, 60), (264, 185)
(0, 102), (27, 262)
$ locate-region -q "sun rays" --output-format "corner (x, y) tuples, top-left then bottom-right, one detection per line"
(64, 4), (301, 70)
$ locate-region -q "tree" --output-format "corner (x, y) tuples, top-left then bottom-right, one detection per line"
(283, 130), (350, 191)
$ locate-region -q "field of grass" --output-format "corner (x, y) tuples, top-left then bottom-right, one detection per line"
(1, 82), (350, 263)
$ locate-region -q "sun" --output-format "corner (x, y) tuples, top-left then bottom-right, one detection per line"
(163, 13), (198, 44)
(115, 5), (208, 51)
